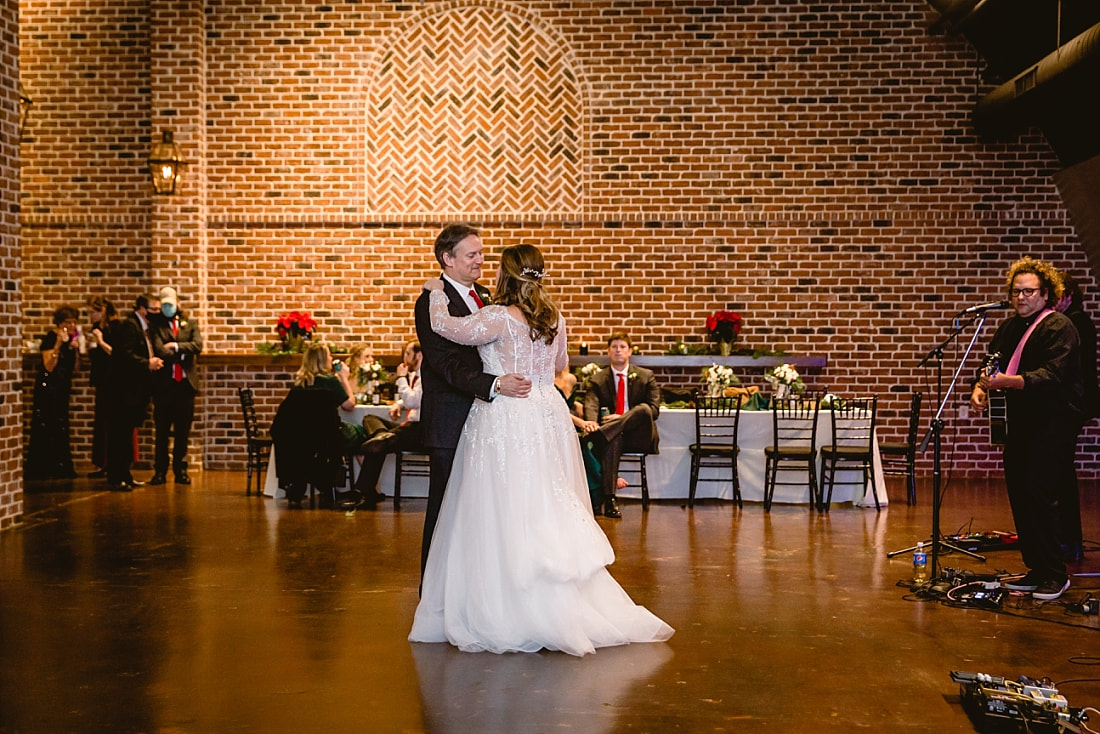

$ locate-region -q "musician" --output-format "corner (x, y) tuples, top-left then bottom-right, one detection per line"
(969, 256), (1084, 601)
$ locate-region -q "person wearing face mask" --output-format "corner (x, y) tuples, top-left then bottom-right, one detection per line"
(105, 293), (164, 490)
(149, 286), (203, 485)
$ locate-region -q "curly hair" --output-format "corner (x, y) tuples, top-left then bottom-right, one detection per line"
(52, 305), (79, 325)
(1005, 256), (1063, 309)
(294, 342), (332, 387)
(493, 244), (559, 345)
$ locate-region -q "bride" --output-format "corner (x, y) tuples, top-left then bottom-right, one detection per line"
(409, 244), (674, 656)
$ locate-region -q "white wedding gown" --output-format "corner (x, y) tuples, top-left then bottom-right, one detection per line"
(409, 290), (674, 656)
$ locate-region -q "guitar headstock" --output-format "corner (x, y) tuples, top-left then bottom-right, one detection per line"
(981, 351), (1002, 376)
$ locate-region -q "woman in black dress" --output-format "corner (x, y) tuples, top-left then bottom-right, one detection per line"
(27, 305), (82, 480)
(86, 296), (119, 478)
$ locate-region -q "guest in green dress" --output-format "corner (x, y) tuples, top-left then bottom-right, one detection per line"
(555, 367), (625, 513)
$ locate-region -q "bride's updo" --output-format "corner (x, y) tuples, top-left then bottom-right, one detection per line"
(494, 244), (560, 345)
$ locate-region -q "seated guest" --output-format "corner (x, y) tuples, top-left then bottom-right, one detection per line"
(271, 342), (365, 508)
(27, 305), (83, 480)
(354, 341), (425, 508)
(554, 367), (616, 513)
(583, 333), (661, 519)
(346, 342), (375, 397)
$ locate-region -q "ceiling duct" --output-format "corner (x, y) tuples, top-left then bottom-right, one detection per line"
(972, 21), (1100, 136)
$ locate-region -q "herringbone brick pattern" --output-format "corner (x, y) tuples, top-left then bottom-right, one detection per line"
(366, 6), (581, 215)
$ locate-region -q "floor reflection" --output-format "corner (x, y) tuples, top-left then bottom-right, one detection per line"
(411, 641), (674, 732)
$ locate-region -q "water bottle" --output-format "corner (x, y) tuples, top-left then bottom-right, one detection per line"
(912, 541), (928, 584)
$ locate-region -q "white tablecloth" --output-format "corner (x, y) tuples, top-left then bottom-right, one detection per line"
(264, 406), (886, 507)
(631, 408), (887, 507)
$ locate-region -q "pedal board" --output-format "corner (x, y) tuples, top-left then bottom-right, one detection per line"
(946, 531), (1019, 553)
(950, 671), (1087, 733)
(956, 586), (1008, 609)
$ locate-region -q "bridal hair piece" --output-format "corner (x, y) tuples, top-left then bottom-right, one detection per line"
(521, 266), (545, 280)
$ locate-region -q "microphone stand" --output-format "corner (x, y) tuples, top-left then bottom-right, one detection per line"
(887, 311), (992, 576)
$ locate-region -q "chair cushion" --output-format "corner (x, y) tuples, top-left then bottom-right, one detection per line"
(821, 445), (872, 459)
(764, 446), (815, 459)
(690, 442), (737, 455)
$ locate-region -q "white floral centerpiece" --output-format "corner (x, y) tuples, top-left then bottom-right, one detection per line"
(764, 363), (805, 400)
(575, 362), (601, 389)
(356, 360), (391, 397)
(703, 363), (739, 397)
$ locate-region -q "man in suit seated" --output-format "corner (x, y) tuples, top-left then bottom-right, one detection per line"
(584, 333), (661, 518)
(354, 340), (425, 508)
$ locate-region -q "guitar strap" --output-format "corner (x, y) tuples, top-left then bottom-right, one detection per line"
(1005, 308), (1054, 375)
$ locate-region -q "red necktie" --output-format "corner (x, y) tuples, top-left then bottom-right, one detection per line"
(171, 318), (183, 382)
(616, 373), (626, 414)
(469, 289), (485, 309)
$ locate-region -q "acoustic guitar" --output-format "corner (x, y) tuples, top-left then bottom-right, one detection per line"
(980, 351), (1007, 446)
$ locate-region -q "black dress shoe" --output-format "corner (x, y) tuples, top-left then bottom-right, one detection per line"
(333, 489), (364, 510)
(109, 481), (134, 492)
(87, 469), (107, 479)
(148, 473), (167, 486)
(175, 472), (191, 485)
(603, 497), (622, 519)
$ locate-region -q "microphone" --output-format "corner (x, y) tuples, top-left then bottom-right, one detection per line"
(959, 300), (1010, 315)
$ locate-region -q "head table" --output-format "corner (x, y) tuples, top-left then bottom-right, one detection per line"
(265, 404), (886, 508)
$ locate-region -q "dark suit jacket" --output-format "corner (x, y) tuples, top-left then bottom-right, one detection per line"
(414, 278), (496, 450)
(108, 312), (156, 419)
(150, 311), (203, 392)
(584, 364), (661, 451)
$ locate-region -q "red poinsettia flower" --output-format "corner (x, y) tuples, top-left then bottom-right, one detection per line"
(706, 310), (742, 341)
(276, 310), (316, 339)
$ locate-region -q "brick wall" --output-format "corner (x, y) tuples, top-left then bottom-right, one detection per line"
(1, 0), (20, 528)
(16, 0), (1100, 486)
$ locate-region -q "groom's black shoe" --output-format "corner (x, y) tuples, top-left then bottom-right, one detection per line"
(603, 496), (622, 519)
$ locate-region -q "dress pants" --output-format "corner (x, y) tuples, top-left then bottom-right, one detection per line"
(355, 422), (425, 496)
(107, 395), (147, 484)
(1003, 422), (1073, 583)
(422, 447), (456, 582)
(594, 403), (656, 499)
(153, 380), (196, 475)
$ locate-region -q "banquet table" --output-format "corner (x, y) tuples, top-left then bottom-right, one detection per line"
(265, 405), (886, 507)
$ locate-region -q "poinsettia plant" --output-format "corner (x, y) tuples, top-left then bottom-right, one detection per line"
(276, 310), (317, 341)
(706, 310), (742, 342)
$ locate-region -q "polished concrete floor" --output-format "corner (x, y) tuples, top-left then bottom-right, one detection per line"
(2, 472), (1098, 733)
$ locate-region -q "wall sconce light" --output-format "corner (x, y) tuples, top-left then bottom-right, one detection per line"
(18, 83), (31, 137)
(147, 130), (188, 195)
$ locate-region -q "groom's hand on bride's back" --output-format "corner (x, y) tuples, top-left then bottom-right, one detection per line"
(497, 373), (532, 398)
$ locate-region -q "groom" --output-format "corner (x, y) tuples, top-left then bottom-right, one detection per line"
(414, 224), (532, 585)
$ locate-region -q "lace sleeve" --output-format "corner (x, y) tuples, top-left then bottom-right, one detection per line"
(428, 289), (507, 347)
(554, 315), (569, 374)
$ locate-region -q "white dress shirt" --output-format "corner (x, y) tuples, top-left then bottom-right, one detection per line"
(394, 370), (422, 422)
